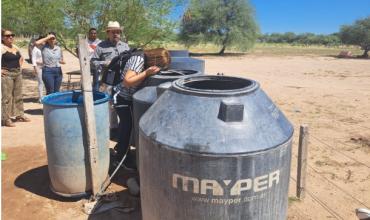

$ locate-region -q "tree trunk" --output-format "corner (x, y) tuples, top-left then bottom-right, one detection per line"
(218, 45), (226, 55)
(361, 49), (369, 58)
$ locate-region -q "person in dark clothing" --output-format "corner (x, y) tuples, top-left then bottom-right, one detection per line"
(1, 29), (30, 127)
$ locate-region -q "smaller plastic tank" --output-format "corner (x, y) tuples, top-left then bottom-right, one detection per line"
(169, 50), (189, 57)
(169, 57), (205, 73)
(42, 91), (110, 197)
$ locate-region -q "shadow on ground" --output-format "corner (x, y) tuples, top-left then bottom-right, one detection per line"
(14, 165), (83, 202)
(190, 52), (247, 57)
(87, 190), (141, 220)
(22, 68), (37, 80)
(325, 55), (370, 60)
(23, 97), (40, 103)
(108, 149), (139, 188)
(24, 108), (43, 115)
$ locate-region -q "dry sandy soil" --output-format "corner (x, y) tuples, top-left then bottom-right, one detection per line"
(2, 48), (370, 220)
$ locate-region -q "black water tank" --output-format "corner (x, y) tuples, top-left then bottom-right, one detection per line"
(133, 69), (202, 147)
(133, 70), (202, 166)
(139, 75), (294, 220)
(144, 69), (201, 87)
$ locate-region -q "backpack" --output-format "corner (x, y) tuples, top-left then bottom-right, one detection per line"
(101, 48), (143, 86)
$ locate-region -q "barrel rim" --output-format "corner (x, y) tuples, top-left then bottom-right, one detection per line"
(172, 75), (259, 97)
(42, 90), (110, 107)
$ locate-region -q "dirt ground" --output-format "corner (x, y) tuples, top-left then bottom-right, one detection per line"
(1, 48), (370, 220)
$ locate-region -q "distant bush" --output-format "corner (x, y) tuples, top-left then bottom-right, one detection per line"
(339, 16), (370, 57)
(258, 32), (341, 46)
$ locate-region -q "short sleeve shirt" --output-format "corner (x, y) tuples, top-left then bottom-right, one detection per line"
(41, 44), (62, 67)
(114, 55), (144, 100)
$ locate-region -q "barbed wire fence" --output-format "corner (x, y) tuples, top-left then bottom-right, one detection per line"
(290, 123), (370, 219)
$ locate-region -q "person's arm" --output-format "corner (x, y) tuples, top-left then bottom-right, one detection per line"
(19, 56), (24, 69)
(31, 48), (38, 67)
(31, 48), (38, 75)
(17, 46), (24, 68)
(123, 66), (160, 88)
(90, 46), (107, 68)
(59, 49), (65, 64)
(35, 34), (54, 46)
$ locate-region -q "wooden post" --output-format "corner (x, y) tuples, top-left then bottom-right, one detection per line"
(296, 124), (309, 199)
(78, 34), (100, 196)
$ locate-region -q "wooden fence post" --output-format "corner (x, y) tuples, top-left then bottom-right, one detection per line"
(78, 34), (100, 196)
(297, 124), (309, 199)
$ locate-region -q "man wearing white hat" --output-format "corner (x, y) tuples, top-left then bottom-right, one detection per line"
(91, 21), (131, 168)
(91, 21), (130, 67)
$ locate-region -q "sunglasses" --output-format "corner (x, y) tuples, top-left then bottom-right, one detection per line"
(4, 34), (15, 38)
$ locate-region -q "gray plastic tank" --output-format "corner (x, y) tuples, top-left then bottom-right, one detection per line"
(169, 50), (189, 57)
(144, 69), (201, 87)
(139, 76), (294, 220)
(134, 69), (202, 147)
(42, 91), (110, 197)
(132, 82), (172, 168)
(169, 57), (205, 73)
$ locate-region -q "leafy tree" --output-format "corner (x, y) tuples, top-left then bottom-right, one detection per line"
(2, 0), (65, 36)
(339, 16), (370, 57)
(179, 0), (258, 55)
(2, 0), (181, 53)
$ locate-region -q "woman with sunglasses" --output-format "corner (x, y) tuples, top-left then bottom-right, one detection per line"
(1, 29), (30, 127)
(35, 32), (65, 95)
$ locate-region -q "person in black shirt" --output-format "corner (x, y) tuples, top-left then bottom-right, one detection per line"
(1, 29), (30, 127)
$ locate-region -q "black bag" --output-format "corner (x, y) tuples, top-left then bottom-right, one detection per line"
(101, 48), (143, 86)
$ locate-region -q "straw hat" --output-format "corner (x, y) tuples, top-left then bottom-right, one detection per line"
(106, 21), (122, 31)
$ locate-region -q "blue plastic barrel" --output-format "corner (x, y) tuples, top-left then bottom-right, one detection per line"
(42, 91), (110, 197)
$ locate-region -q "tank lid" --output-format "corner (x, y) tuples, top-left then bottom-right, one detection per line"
(172, 75), (259, 97)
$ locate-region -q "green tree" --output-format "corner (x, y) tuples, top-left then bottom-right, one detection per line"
(2, 0), (65, 36)
(339, 16), (370, 57)
(2, 0), (181, 50)
(179, 0), (258, 55)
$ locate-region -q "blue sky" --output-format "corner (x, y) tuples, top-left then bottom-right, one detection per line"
(171, 0), (370, 34)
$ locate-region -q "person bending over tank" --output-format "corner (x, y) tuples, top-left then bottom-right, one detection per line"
(112, 48), (171, 171)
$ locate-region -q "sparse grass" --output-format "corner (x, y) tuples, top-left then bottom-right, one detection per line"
(288, 196), (300, 206)
(163, 42), (364, 57)
(14, 37), (364, 57)
(250, 43), (363, 57)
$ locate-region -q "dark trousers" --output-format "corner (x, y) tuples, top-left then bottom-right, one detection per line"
(42, 67), (63, 95)
(92, 68), (100, 92)
(113, 91), (133, 160)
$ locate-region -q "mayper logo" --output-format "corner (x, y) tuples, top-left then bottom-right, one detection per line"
(172, 170), (280, 196)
